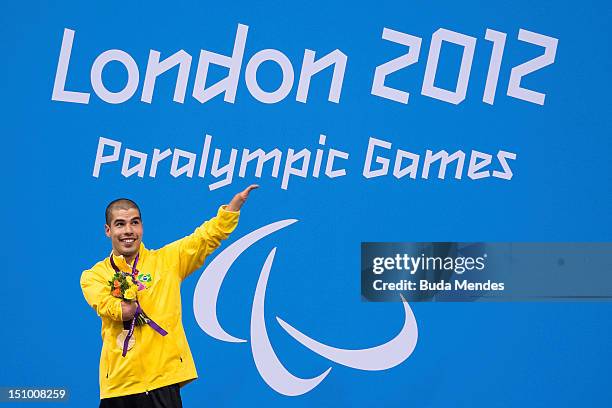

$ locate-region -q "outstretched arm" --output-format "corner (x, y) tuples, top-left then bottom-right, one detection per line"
(161, 185), (259, 280)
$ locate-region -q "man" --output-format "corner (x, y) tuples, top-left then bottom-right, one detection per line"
(80, 185), (258, 408)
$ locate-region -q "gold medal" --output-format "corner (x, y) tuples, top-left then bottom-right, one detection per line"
(117, 330), (136, 351)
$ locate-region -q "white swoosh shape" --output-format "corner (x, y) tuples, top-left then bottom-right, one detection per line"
(276, 294), (418, 371)
(251, 248), (332, 396)
(194, 219), (297, 343)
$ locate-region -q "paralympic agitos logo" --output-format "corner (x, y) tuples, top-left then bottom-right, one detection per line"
(193, 220), (418, 396)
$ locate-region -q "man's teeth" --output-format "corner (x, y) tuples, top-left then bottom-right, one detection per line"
(122, 239), (135, 243)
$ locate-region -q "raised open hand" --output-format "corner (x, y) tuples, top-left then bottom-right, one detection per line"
(227, 184), (259, 212)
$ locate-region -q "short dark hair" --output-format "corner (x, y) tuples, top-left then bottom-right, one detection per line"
(105, 198), (141, 225)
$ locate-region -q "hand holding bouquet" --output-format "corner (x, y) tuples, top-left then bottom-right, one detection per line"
(109, 271), (147, 326)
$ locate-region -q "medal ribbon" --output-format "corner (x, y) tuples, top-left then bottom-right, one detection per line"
(109, 253), (168, 357)
(110, 253), (146, 290)
(121, 303), (168, 357)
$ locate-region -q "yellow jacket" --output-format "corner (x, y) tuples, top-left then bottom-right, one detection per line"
(80, 206), (239, 399)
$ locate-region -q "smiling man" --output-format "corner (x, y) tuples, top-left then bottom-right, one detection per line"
(80, 185), (258, 408)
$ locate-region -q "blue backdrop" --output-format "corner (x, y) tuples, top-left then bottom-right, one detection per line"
(2, 1), (611, 406)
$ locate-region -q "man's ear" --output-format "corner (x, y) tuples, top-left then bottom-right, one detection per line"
(105, 224), (111, 238)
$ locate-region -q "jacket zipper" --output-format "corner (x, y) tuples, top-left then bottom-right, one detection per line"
(105, 345), (110, 379)
(171, 335), (183, 363)
(135, 325), (149, 392)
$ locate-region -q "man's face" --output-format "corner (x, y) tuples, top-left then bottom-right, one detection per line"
(105, 207), (143, 260)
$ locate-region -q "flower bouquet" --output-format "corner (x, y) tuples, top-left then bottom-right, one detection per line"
(108, 254), (168, 356)
(108, 271), (148, 326)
